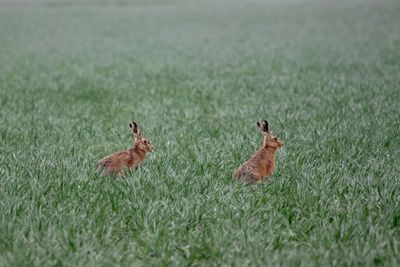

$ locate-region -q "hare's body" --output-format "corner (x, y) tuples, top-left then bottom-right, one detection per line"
(235, 147), (276, 181)
(98, 147), (147, 175)
(97, 121), (152, 175)
(235, 120), (283, 183)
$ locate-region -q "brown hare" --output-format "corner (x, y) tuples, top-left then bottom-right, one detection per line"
(234, 120), (283, 183)
(97, 121), (153, 175)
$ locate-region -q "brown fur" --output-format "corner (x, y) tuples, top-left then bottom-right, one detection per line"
(97, 121), (153, 175)
(234, 120), (283, 183)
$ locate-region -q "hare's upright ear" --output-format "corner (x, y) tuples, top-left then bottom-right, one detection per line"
(257, 120), (269, 134)
(129, 121), (141, 140)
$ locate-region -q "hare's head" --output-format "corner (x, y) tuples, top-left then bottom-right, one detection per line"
(130, 121), (153, 152)
(257, 120), (284, 150)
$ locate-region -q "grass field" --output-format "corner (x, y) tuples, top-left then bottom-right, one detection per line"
(1, 0), (400, 266)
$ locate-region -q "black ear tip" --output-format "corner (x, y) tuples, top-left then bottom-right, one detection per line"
(256, 121), (260, 126)
(129, 123), (132, 128)
(263, 120), (268, 125)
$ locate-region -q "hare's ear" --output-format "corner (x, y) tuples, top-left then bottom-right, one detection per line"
(257, 120), (269, 134)
(130, 121), (141, 139)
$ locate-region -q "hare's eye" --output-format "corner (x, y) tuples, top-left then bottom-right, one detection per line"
(273, 137), (277, 141)
(143, 140), (147, 144)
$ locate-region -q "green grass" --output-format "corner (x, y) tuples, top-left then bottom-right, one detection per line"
(1, 0), (400, 266)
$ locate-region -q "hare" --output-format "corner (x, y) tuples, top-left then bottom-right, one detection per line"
(97, 121), (153, 175)
(234, 120), (283, 183)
